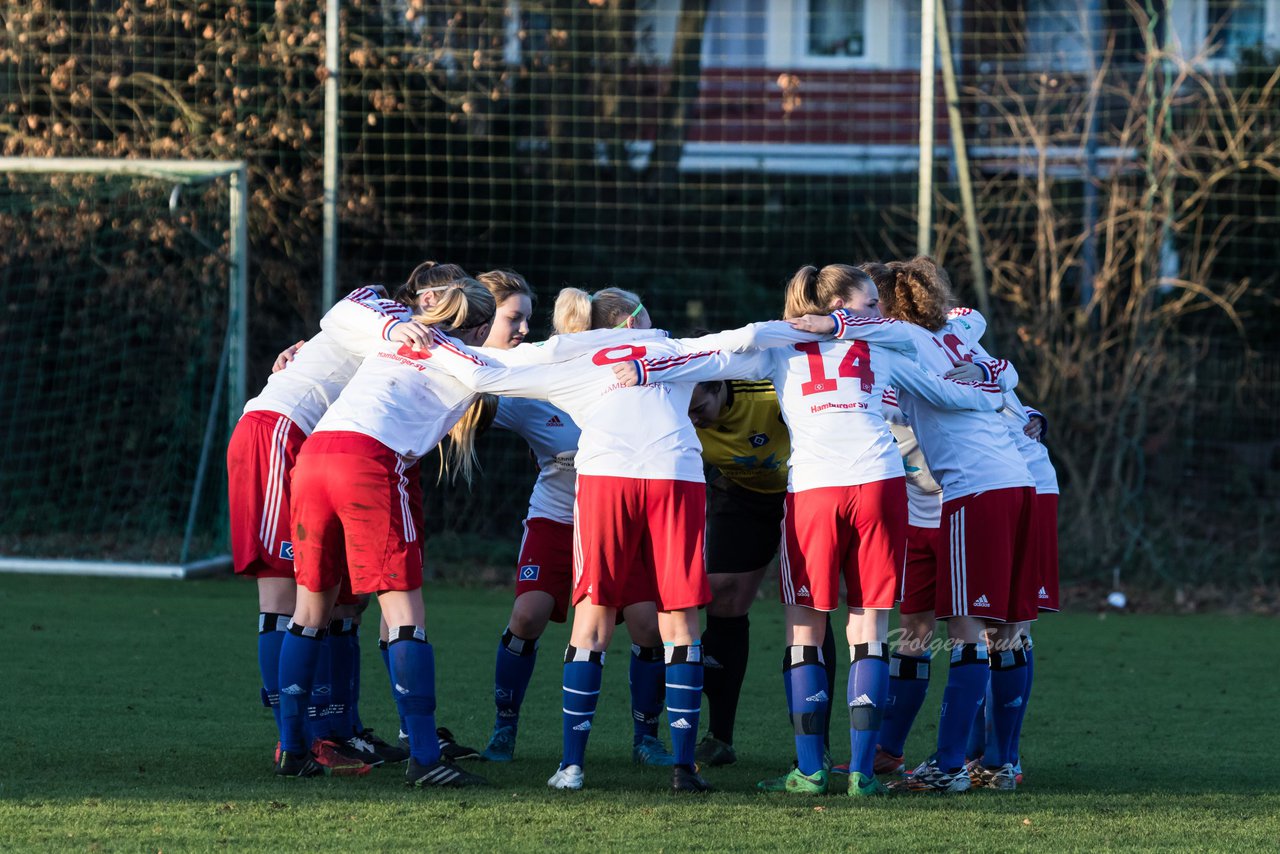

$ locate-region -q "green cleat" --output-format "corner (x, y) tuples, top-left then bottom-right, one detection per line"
(848, 771), (891, 797)
(757, 766), (829, 795)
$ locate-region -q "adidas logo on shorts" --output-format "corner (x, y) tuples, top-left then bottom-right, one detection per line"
(546, 415), (564, 427)
(1038, 586), (1049, 599)
(572, 720), (592, 731)
(797, 585), (810, 598)
(805, 690), (828, 703)
(972, 594), (991, 608)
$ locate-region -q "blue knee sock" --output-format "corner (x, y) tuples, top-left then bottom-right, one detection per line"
(631, 644), (666, 744)
(257, 613), (289, 732)
(277, 621), (327, 754)
(387, 627), (439, 765)
(784, 645), (829, 776)
(848, 641), (890, 778)
(967, 691), (989, 761)
(878, 652), (931, 757)
(1011, 636), (1034, 766)
(304, 634), (336, 744)
(664, 644), (703, 767)
(935, 642), (989, 772)
(327, 618), (359, 738)
(987, 646), (1029, 768)
(561, 646), (604, 769)
(493, 627), (539, 732)
(380, 639), (407, 737)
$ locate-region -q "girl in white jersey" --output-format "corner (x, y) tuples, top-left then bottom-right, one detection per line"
(273, 280), (495, 788)
(421, 287), (833, 793)
(616, 265), (1005, 797)
(228, 284), (437, 773)
(473, 277), (677, 769)
(854, 257), (1037, 793)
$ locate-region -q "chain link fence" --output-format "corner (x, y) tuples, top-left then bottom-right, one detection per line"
(3, 0), (1277, 587)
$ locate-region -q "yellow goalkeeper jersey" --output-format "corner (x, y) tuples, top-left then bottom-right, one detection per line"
(696, 380), (790, 494)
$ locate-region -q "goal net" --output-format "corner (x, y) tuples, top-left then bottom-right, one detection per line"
(0, 158), (248, 578)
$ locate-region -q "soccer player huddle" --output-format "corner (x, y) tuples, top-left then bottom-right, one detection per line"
(227, 256), (1057, 797)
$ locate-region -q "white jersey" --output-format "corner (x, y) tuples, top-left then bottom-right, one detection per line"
(894, 322), (1034, 501)
(423, 322), (825, 482)
(883, 389), (943, 528)
(242, 288), (410, 434)
(312, 337), (480, 464)
(494, 398), (580, 524)
(943, 311), (1059, 495)
(634, 326), (1004, 492)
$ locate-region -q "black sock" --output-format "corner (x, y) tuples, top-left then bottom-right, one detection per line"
(701, 613), (750, 744)
(821, 614), (838, 750)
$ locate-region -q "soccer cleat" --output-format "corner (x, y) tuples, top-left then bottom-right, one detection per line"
(340, 733), (386, 767)
(310, 738), (374, 776)
(482, 725), (517, 762)
(672, 765), (713, 793)
(355, 728), (409, 764)
(694, 735), (737, 767)
(848, 771), (891, 797)
(274, 749), (327, 777)
(969, 760), (1018, 791)
(273, 741), (282, 765)
(1013, 761), (1024, 784)
(406, 757), (488, 787)
(898, 758), (971, 793)
(437, 727), (481, 761)
(633, 735), (677, 766)
(547, 764), (585, 790)
(873, 746), (905, 776)
(757, 766), (829, 795)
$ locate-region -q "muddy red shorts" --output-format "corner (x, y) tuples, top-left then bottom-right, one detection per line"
(291, 432), (424, 597)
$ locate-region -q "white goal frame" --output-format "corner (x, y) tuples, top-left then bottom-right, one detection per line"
(0, 158), (248, 579)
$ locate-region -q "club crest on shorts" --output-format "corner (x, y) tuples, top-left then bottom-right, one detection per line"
(278, 541), (294, 561)
(748, 432), (769, 448)
(519, 564), (540, 581)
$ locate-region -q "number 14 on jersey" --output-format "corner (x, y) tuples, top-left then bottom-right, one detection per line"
(795, 341), (875, 396)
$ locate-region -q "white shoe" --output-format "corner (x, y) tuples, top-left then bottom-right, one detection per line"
(547, 764), (584, 790)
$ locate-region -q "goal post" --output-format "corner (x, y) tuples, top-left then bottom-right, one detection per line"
(0, 157), (249, 579)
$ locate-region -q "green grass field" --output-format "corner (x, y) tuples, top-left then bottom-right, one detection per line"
(2, 574), (1278, 852)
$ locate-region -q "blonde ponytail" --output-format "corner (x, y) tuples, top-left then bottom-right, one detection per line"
(440, 393), (498, 486)
(552, 286), (643, 333)
(783, 263), (875, 319)
(414, 277), (496, 334)
(552, 287), (594, 334)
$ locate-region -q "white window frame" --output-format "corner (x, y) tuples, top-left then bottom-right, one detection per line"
(764, 0), (895, 69)
(1167, 0), (1280, 72)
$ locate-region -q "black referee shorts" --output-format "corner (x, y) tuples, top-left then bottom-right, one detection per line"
(704, 480), (786, 575)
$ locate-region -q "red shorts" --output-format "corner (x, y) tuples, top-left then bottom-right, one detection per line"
(290, 432), (424, 597)
(936, 487), (1037, 623)
(514, 517), (574, 623)
(779, 477), (908, 611)
(227, 410), (305, 580)
(1033, 492), (1060, 612)
(572, 475), (708, 612)
(899, 524), (942, 615)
